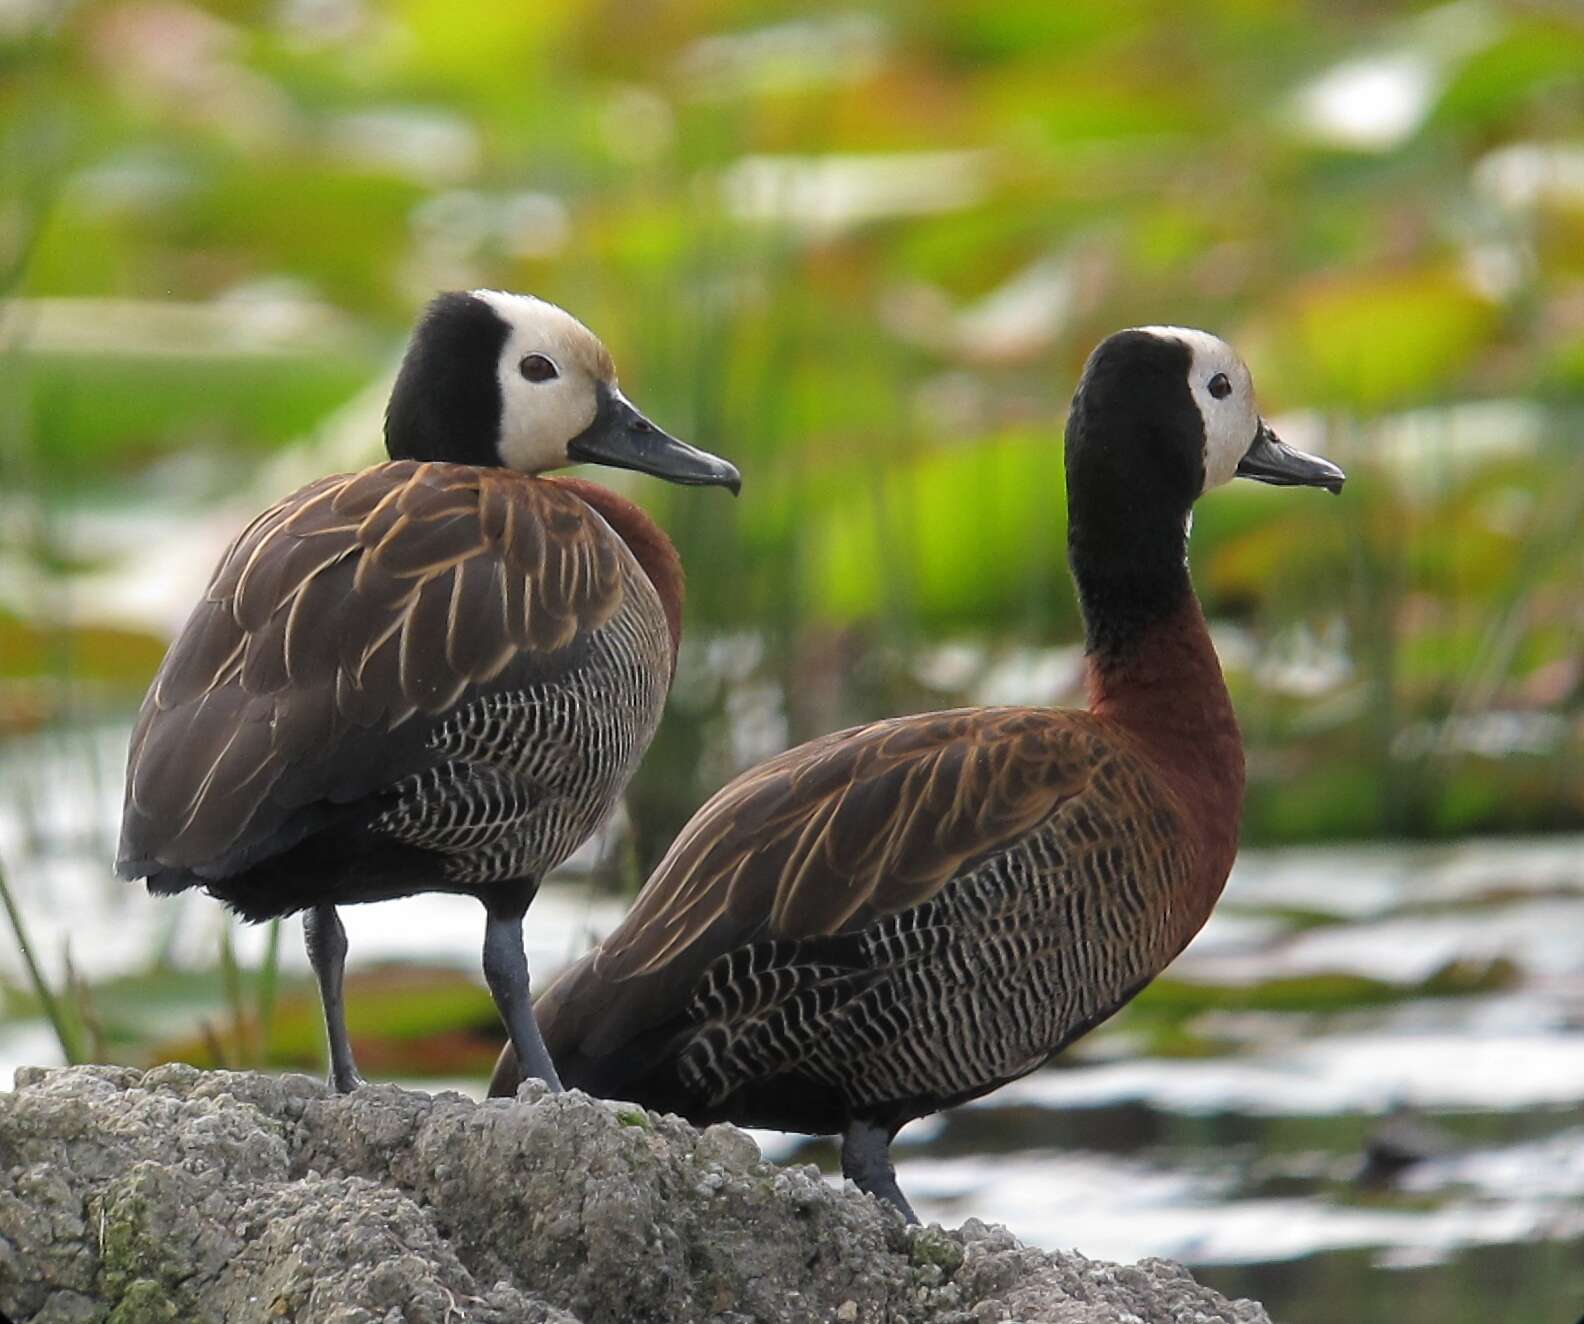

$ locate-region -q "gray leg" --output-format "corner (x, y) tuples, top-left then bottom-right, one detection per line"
(482, 909), (563, 1093)
(303, 904), (362, 1092)
(842, 1119), (918, 1223)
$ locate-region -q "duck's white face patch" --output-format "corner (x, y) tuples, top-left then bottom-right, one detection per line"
(1138, 325), (1261, 494)
(472, 289), (614, 473)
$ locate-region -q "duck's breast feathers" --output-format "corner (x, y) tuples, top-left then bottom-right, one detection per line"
(548, 475), (684, 663)
(118, 461), (635, 876)
(592, 707), (1179, 983)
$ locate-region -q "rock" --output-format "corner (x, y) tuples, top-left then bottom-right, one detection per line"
(0, 1067), (1271, 1324)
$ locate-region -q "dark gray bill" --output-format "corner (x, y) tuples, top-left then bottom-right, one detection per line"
(1235, 420), (1345, 494)
(568, 386), (741, 494)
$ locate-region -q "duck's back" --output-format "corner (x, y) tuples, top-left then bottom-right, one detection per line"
(117, 460), (677, 917)
(514, 705), (1205, 1132)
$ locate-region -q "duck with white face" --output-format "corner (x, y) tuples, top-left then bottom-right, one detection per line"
(117, 289), (739, 1094)
(487, 325), (1343, 1227)
(1138, 325), (1345, 495)
(388, 288), (741, 489)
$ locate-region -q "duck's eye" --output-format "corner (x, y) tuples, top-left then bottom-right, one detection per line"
(1208, 372), (1231, 400)
(520, 353), (559, 383)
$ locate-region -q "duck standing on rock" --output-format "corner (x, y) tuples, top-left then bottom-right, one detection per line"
(489, 326), (1342, 1221)
(117, 290), (740, 1093)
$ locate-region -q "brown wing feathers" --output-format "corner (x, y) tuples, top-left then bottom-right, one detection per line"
(119, 461), (626, 879)
(512, 706), (1190, 1104)
(594, 709), (1102, 981)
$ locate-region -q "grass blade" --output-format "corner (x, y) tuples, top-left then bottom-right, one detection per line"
(0, 849), (87, 1064)
(256, 918), (281, 1066)
(218, 917), (252, 1066)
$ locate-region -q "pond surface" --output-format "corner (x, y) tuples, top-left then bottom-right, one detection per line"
(2, 727), (1582, 1324)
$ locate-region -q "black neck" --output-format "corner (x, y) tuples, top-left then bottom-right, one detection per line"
(1062, 329), (1204, 670)
(1069, 506), (1193, 667)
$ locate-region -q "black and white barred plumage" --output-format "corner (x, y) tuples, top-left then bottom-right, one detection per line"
(377, 561), (671, 884)
(677, 794), (1190, 1112)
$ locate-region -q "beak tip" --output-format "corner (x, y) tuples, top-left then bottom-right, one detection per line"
(1238, 426), (1348, 495)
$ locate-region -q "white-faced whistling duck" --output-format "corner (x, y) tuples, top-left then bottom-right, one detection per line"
(117, 290), (740, 1093)
(487, 326), (1343, 1220)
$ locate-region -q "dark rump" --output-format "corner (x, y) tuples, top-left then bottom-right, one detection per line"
(130, 818), (492, 924)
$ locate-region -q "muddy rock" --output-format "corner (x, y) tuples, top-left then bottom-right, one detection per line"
(0, 1066), (1270, 1323)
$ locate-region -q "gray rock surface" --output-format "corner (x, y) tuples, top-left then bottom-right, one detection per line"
(0, 1065), (1270, 1323)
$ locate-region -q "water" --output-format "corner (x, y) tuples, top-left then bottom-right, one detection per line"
(3, 729), (1582, 1323)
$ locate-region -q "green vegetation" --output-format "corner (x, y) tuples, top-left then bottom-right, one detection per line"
(0, 849), (88, 1063)
(1108, 957), (1520, 1057)
(4, 1), (1581, 864)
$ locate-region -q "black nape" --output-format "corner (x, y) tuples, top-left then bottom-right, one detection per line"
(385, 291), (511, 467)
(1064, 330), (1205, 665)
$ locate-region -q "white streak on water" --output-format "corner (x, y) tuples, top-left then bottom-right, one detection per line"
(990, 1032), (1584, 1117)
(897, 1141), (1584, 1266)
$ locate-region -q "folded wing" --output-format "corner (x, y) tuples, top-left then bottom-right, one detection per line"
(597, 708), (1101, 975)
(117, 462), (625, 881)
